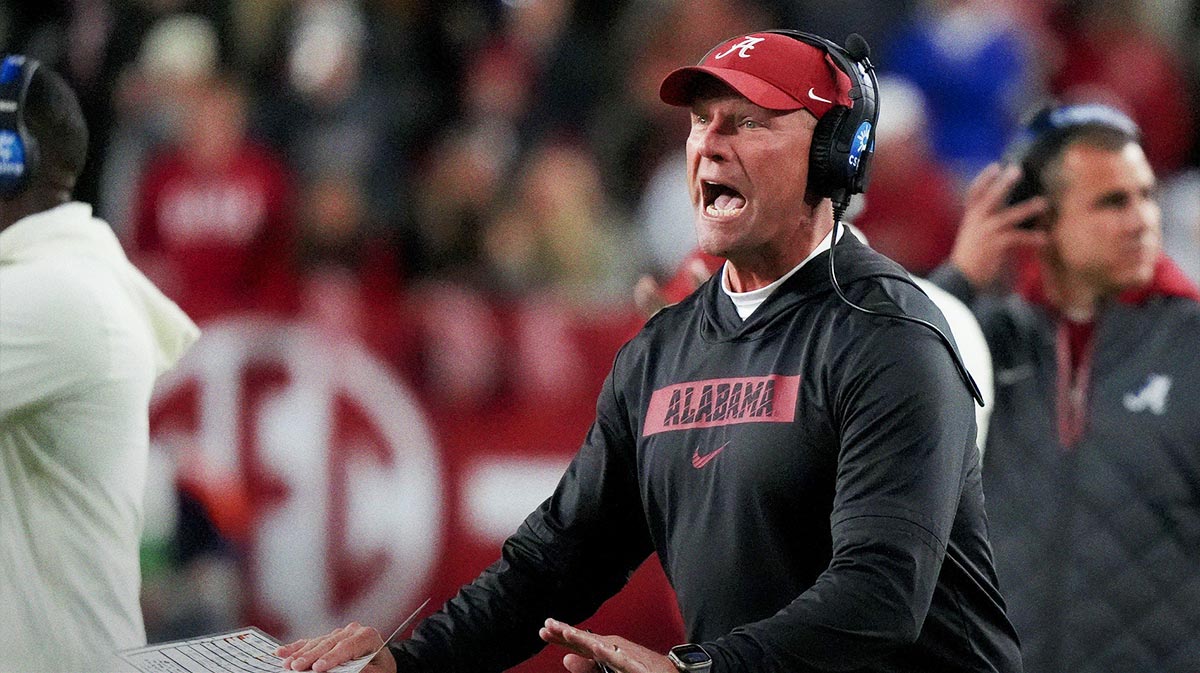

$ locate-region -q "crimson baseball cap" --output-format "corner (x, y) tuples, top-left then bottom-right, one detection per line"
(660, 32), (853, 117)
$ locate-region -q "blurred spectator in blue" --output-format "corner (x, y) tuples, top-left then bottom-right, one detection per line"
(854, 75), (963, 275)
(1047, 0), (1195, 175)
(885, 0), (1039, 182)
(99, 14), (220, 235)
(129, 75), (298, 323)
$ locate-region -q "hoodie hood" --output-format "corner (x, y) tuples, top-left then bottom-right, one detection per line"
(1015, 253), (1200, 312)
(699, 231), (916, 341)
(0, 202), (199, 374)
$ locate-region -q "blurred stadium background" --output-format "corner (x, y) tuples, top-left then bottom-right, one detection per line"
(4, 1), (1199, 670)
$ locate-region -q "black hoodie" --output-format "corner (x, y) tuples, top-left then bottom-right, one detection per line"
(392, 233), (1021, 672)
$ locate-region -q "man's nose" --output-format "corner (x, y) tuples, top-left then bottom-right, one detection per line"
(1130, 195), (1160, 235)
(691, 122), (731, 162)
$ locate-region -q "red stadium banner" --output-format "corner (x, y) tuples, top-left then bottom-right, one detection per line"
(147, 297), (683, 673)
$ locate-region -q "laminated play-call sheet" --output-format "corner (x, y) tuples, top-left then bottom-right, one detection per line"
(118, 627), (375, 673)
(119, 599), (429, 673)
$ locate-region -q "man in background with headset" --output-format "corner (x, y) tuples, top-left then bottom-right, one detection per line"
(281, 31), (1021, 673)
(0, 56), (199, 670)
(931, 104), (1200, 671)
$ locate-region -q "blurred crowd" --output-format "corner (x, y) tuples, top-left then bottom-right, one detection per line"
(5, 0), (1200, 650)
(5, 0), (1199, 317)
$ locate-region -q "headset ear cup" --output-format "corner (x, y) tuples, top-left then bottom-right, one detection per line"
(0, 55), (39, 198)
(808, 105), (848, 197)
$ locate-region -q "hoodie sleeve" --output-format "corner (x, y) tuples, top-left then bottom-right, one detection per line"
(390, 353), (654, 673)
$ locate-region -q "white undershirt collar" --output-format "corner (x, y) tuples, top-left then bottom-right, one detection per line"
(722, 226), (842, 320)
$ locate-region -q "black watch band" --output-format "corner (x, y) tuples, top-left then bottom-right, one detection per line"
(668, 643), (712, 672)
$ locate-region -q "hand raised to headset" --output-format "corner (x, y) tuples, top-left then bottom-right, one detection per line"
(949, 162), (1049, 291)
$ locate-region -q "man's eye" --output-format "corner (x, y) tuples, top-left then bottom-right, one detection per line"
(743, 119), (760, 129)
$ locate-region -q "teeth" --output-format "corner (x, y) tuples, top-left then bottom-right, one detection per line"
(706, 204), (743, 217)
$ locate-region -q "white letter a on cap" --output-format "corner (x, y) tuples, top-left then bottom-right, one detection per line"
(714, 36), (765, 59)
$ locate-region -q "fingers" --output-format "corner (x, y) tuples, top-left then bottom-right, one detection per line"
(280, 640), (325, 670)
(540, 620), (629, 670)
(280, 627), (342, 670)
(964, 162), (1005, 205)
(951, 162), (1053, 290)
(278, 623), (383, 671)
(992, 195), (1050, 231)
(310, 637), (377, 673)
(277, 639), (309, 658)
(538, 618), (575, 650)
(563, 653), (603, 673)
(998, 227), (1049, 251)
(965, 164), (1049, 229)
(539, 619), (606, 658)
(977, 163), (1024, 213)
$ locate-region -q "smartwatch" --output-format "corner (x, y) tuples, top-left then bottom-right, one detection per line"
(668, 643), (712, 672)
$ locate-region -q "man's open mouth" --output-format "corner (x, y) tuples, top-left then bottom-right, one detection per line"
(702, 180), (746, 217)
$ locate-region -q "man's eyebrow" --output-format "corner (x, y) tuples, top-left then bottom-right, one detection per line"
(1093, 190), (1129, 207)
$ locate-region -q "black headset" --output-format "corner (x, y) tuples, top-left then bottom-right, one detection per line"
(761, 30), (880, 205)
(697, 30), (983, 406)
(1004, 102), (1141, 226)
(0, 55), (41, 199)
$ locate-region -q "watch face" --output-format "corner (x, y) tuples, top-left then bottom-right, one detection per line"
(670, 644), (712, 668)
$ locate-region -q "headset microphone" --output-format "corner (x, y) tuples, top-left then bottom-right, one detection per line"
(844, 33), (870, 63)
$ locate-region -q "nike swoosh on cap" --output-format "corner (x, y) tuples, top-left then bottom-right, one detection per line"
(807, 87), (833, 104)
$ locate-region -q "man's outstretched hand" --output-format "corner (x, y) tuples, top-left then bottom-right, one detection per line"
(540, 618), (677, 673)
